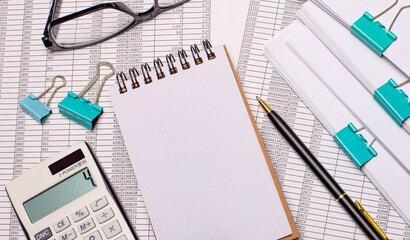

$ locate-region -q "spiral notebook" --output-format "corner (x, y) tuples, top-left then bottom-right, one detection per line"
(109, 42), (299, 240)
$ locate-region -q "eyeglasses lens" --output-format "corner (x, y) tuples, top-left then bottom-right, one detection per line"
(50, 8), (134, 48)
(158, 0), (185, 7)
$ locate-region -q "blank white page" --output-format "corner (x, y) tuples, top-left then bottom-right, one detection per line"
(109, 46), (293, 240)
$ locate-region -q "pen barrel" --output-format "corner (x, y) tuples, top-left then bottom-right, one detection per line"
(267, 110), (384, 240)
(267, 111), (344, 198)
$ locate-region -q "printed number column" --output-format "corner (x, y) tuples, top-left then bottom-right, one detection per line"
(68, 1), (100, 147)
(237, 0), (306, 223)
(9, 0), (39, 239)
(98, 1), (155, 238)
(324, 145), (367, 238)
(182, 0), (211, 49)
(0, 0), (22, 239)
(237, 0), (310, 238)
(153, 2), (184, 57)
(295, 118), (340, 239)
(40, 0), (73, 156)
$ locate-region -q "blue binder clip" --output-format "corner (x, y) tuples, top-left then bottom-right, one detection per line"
(374, 78), (410, 126)
(334, 123), (377, 168)
(19, 75), (67, 124)
(351, 11), (397, 57)
(58, 62), (115, 129)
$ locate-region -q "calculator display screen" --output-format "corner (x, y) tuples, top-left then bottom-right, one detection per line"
(23, 168), (97, 223)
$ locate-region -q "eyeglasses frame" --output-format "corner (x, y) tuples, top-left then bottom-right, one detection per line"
(42, 0), (190, 51)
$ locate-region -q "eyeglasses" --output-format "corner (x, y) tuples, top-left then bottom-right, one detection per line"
(42, 0), (190, 51)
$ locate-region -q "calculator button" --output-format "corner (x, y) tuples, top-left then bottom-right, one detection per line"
(58, 228), (76, 240)
(96, 207), (115, 224)
(115, 235), (127, 240)
(53, 217), (71, 233)
(84, 230), (102, 240)
(77, 218), (95, 234)
(34, 227), (53, 240)
(90, 196), (108, 212)
(102, 220), (122, 239)
(72, 206), (90, 222)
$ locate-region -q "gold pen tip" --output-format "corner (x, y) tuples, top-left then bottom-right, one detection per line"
(256, 96), (272, 114)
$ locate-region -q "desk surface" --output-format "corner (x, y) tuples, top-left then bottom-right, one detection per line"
(0, 0), (408, 239)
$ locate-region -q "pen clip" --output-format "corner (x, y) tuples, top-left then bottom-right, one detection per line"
(354, 201), (389, 240)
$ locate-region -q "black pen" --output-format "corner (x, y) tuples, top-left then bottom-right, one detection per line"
(257, 97), (388, 240)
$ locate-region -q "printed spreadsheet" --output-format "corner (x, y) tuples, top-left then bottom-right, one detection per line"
(0, 0), (210, 239)
(0, 0), (408, 239)
(237, 0), (409, 239)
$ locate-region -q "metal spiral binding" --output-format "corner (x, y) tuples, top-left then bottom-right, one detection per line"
(190, 44), (203, 65)
(116, 72), (128, 93)
(141, 63), (153, 84)
(166, 54), (178, 75)
(178, 49), (190, 70)
(116, 40), (216, 94)
(128, 67), (140, 89)
(203, 40), (215, 60)
(153, 58), (165, 79)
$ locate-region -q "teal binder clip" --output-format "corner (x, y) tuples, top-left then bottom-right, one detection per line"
(58, 62), (115, 129)
(334, 123), (377, 168)
(351, 11), (397, 57)
(59, 92), (104, 129)
(374, 78), (410, 126)
(19, 75), (66, 124)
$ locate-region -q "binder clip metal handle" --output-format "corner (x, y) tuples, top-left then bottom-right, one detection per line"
(78, 61), (116, 105)
(58, 62), (115, 129)
(388, 5), (410, 31)
(334, 123), (377, 168)
(374, 78), (410, 126)
(19, 75), (67, 124)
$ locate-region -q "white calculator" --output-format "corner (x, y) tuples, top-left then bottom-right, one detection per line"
(6, 142), (138, 240)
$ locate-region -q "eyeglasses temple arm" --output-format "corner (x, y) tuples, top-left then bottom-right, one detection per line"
(43, 0), (60, 36)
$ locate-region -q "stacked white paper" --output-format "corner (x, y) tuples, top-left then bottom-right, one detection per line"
(264, 19), (410, 226)
(300, 1), (410, 136)
(311, 0), (410, 77)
